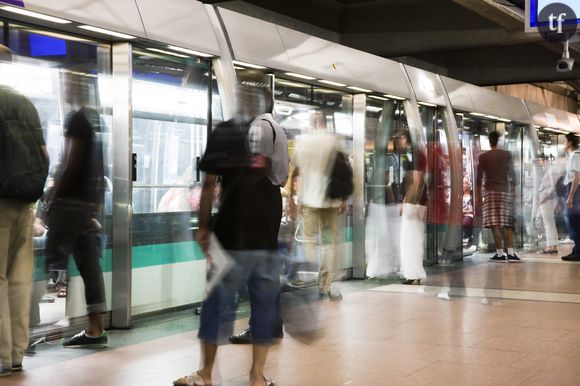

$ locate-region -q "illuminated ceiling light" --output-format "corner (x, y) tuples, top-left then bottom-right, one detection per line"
(232, 60), (266, 69)
(168, 45), (213, 58)
(78, 25), (136, 39)
(146, 48), (188, 58)
(285, 72), (316, 80)
(319, 79), (346, 87)
(469, 112), (485, 117)
(418, 101), (437, 107)
(233, 66), (246, 70)
(368, 95), (388, 101)
(347, 86), (372, 92)
(0, 5), (72, 24)
(384, 94), (406, 100)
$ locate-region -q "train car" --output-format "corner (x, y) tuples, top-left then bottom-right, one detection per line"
(0, 0), (578, 338)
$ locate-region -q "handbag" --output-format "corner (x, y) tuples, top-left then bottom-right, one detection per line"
(326, 150), (353, 200)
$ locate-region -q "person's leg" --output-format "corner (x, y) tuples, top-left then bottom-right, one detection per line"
(301, 206), (320, 265)
(540, 200), (559, 249)
(250, 344), (270, 386)
(0, 201), (15, 372)
(491, 226), (504, 251)
(319, 208), (338, 294)
(72, 230), (106, 337)
(7, 205), (34, 368)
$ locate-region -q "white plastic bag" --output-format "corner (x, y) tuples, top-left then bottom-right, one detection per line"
(400, 203), (427, 280)
(366, 203), (401, 278)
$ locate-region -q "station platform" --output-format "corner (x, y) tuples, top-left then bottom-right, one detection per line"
(4, 249), (580, 386)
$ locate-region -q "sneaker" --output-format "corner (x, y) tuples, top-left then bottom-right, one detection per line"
(11, 364), (22, 372)
(562, 254), (580, 261)
(62, 330), (108, 348)
(507, 254), (522, 263)
(488, 254), (507, 263)
(328, 288), (343, 301)
(0, 367), (11, 377)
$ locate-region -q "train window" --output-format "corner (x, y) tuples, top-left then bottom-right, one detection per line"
(131, 48), (212, 214)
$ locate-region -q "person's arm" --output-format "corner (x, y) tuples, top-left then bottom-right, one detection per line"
(196, 173), (218, 254)
(51, 137), (83, 199)
(475, 158), (483, 204)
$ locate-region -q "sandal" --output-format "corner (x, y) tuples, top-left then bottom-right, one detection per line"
(173, 371), (207, 386)
(264, 377), (275, 386)
(538, 249), (558, 255)
(56, 287), (67, 298)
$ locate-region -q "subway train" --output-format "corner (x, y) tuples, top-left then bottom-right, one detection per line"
(0, 0), (577, 337)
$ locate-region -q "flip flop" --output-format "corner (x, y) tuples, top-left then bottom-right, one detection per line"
(173, 371), (207, 386)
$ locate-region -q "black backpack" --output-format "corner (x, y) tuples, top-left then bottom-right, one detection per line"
(0, 108), (49, 202)
(326, 150), (354, 200)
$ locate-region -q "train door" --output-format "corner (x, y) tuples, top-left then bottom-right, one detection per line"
(129, 47), (217, 315)
(457, 114), (534, 251)
(268, 76), (354, 278)
(1, 22), (112, 335)
(364, 96), (410, 278)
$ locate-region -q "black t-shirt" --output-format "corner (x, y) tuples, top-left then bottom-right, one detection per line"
(57, 108), (103, 204)
(199, 120), (282, 250)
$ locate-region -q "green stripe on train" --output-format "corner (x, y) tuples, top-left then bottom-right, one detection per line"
(33, 226), (353, 281)
(33, 241), (205, 281)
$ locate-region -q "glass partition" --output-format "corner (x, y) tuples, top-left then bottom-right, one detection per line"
(4, 23), (112, 334)
(130, 48), (214, 315)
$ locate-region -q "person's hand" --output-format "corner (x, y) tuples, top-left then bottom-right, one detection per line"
(338, 200), (347, 215)
(196, 227), (211, 255)
(32, 218), (46, 237)
(567, 195), (574, 208)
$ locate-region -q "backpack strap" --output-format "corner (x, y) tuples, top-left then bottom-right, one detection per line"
(261, 118), (276, 145)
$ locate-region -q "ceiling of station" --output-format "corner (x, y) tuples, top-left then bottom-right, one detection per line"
(202, 0), (580, 88)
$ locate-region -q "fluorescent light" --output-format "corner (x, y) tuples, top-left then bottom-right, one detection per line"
(368, 95), (388, 101)
(168, 45), (213, 58)
(384, 94), (406, 100)
(0, 5), (71, 24)
(232, 60), (266, 69)
(233, 66), (246, 70)
(319, 79), (346, 87)
(366, 106), (383, 113)
(78, 25), (136, 39)
(348, 86), (372, 92)
(418, 101), (437, 107)
(469, 112), (485, 117)
(146, 48), (188, 58)
(285, 72), (316, 80)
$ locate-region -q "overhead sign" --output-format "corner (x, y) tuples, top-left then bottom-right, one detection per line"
(526, 1), (580, 34)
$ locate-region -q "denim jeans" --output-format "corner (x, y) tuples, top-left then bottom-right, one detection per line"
(565, 189), (580, 255)
(46, 199), (105, 314)
(198, 250), (281, 345)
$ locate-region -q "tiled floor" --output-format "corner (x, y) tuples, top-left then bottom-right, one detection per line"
(5, 250), (580, 386)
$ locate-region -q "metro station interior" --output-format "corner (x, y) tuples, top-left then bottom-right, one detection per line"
(1, 1), (580, 385)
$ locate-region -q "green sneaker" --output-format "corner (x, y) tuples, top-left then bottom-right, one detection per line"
(63, 330), (108, 348)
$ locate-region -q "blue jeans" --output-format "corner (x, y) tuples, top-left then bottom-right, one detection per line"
(565, 189), (580, 255)
(198, 250), (281, 345)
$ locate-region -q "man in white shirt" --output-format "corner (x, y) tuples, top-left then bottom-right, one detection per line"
(291, 113), (346, 300)
(562, 133), (580, 261)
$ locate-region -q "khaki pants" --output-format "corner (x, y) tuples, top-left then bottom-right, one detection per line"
(302, 206), (338, 292)
(0, 199), (34, 369)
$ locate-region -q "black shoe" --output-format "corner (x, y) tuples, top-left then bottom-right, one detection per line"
(11, 364), (22, 372)
(401, 278), (421, 285)
(229, 327), (252, 344)
(488, 254), (507, 263)
(62, 330), (108, 348)
(0, 367), (11, 377)
(562, 254), (580, 261)
(507, 254), (522, 263)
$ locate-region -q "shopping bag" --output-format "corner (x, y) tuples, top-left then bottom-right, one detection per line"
(366, 203), (401, 278)
(400, 203), (427, 280)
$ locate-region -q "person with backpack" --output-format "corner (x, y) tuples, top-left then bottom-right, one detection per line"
(0, 44), (49, 377)
(290, 111), (352, 301)
(174, 85), (287, 386)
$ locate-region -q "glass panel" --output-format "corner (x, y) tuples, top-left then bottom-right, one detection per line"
(364, 97), (410, 278)
(4, 24), (111, 334)
(272, 77), (354, 276)
(131, 47), (211, 315)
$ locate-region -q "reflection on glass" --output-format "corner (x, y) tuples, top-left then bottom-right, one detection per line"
(5, 23), (111, 335)
(130, 48), (213, 315)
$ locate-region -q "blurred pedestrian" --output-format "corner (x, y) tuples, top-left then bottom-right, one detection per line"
(0, 44), (49, 376)
(174, 85), (286, 386)
(562, 133), (580, 261)
(476, 131), (519, 263)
